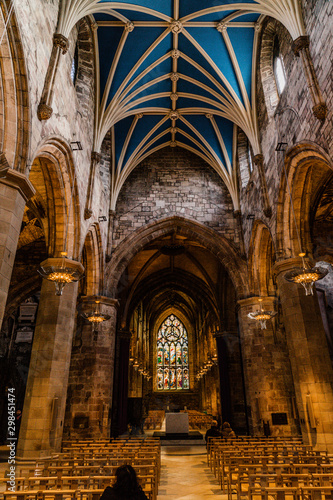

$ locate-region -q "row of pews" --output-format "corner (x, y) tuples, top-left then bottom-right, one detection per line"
(207, 436), (333, 500)
(0, 437), (161, 500)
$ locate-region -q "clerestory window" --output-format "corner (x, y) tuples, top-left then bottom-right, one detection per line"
(273, 37), (286, 96)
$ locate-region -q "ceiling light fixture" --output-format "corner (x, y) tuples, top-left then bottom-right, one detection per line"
(80, 300), (111, 324)
(248, 298), (277, 330)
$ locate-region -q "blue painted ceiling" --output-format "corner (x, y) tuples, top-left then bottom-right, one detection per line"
(92, 1), (263, 202)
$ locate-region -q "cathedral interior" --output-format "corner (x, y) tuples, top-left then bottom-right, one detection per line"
(0, 0), (333, 466)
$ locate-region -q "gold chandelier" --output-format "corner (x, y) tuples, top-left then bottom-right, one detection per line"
(247, 298), (277, 329)
(80, 300), (111, 324)
(38, 251), (84, 296)
(284, 253), (328, 296)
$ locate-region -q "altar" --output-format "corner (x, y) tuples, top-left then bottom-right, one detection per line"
(165, 412), (189, 434)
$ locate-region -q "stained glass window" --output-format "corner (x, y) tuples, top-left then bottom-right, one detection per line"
(156, 314), (189, 390)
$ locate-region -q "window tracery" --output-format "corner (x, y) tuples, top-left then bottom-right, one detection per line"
(156, 314), (189, 391)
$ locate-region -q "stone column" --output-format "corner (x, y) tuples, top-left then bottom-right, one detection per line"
(37, 33), (69, 121)
(274, 259), (333, 452)
(17, 261), (84, 459)
(292, 36), (327, 121)
(0, 166), (35, 329)
(84, 152), (101, 219)
(253, 154), (272, 218)
(111, 329), (131, 437)
(64, 296), (119, 441)
(237, 297), (298, 437)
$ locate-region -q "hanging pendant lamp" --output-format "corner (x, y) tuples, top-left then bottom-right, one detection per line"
(247, 298), (277, 330)
(38, 251), (84, 296)
(80, 300), (111, 324)
(284, 253), (328, 295)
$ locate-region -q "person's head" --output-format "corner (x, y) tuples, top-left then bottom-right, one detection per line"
(222, 421), (231, 429)
(113, 464), (140, 495)
(211, 420), (218, 428)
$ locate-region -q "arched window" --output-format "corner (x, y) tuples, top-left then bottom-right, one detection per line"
(273, 37), (286, 95)
(70, 44), (79, 85)
(156, 314), (189, 391)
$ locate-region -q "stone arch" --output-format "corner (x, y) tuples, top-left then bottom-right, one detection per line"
(259, 19), (291, 119)
(30, 137), (81, 259)
(276, 141), (332, 260)
(71, 17), (95, 121)
(106, 216), (248, 299)
(0, 1), (29, 172)
(81, 223), (104, 296)
(248, 220), (276, 296)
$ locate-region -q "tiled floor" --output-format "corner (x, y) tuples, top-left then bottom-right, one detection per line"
(157, 445), (225, 499)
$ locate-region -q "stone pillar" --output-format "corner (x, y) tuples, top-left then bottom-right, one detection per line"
(253, 154), (272, 218)
(17, 261), (84, 459)
(292, 36), (327, 121)
(274, 259), (333, 452)
(84, 152), (101, 219)
(64, 296), (119, 441)
(237, 297), (298, 437)
(37, 33), (69, 121)
(106, 210), (116, 262)
(111, 329), (131, 437)
(233, 210), (246, 257)
(0, 166), (35, 329)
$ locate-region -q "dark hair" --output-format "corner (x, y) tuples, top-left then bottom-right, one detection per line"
(113, 464), (143, 498)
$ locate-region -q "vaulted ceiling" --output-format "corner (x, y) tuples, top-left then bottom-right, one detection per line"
(58, 1), (306, 208)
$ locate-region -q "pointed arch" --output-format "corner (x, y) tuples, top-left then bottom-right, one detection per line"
(248, 220), (276, 296)
(276, 141), (333, 261)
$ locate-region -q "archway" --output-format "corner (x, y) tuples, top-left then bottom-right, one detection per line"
(108, 217), (249, 436)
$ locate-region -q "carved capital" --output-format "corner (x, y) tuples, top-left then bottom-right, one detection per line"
(109, 209), (116, 219)
(169, 21), (183, 34)
(84, 208), (93, 220)
(37, 103), (53, 121)
(233, 209), (241, 218)
(312, 102), (327, 121)
(91, 151), (101, 163)
(253, 153), (264, 167)
(105, 253), (112, 263)
(292, 35), (309, 57)
(53, 33), (69, 54)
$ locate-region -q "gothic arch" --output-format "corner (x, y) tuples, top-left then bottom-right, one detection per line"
(248, 220), (276, 296)
(276, 141), (332, 261)
(0, 1), (29, 172)
(30, 137), (81, 259)
(106, 216), (248, 299)
(81, 223), (104, 296)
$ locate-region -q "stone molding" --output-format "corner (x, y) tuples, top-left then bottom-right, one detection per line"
(53, 33), (69, 54)
(292, 35), (310, 57)
(37, 103), (53, 121)
(0, 167), (35, 201)
(0, 151), (10, 176)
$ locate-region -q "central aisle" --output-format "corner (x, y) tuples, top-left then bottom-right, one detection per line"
(157, 445), (225, 499)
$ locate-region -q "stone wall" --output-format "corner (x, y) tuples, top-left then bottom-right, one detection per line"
(239, 0), (333, 252)
(113, 147), (240, 251)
